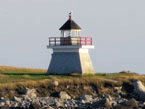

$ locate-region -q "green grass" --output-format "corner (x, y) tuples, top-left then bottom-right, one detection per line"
(0, 66), (81, 83)
(0, 72), (134, 84)
(0, 72), (74, 83)
(0, 66), (143, 84)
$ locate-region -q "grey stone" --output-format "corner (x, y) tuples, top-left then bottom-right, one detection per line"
(80, 95), (92, 102)
(0, 99), (10, 106)
(0, 97), (4, 100)
(105, 95), (112, 101)
(29, 102), (42, 109)
(0, 101), (5, 106)
(22, 87), (37, 98)
(92, 98), (112, 109)
(133, 80), (145, 101)
(54, 100), (63, 107)
(59, 91), (71, 99)
(5, 100), (10, 105)
(114, 98), (138, 109)
(14, 96), (22, 102)
(0, 105), (9, 109)
(114, 87), (122, 94)
(51, 80), (59, 87)
(13, 102), (19, 107)
(125, 98), (138, 108)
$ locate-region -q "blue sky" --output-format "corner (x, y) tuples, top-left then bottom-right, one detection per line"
(0, 0), (145, 74)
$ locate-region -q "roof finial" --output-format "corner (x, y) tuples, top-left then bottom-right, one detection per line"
(69, 12), (72, 20)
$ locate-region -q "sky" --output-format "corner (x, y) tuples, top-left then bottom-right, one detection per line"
(0, 0), (145, 74)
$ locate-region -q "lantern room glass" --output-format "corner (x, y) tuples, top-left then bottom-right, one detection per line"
(61, 30), (81, 37)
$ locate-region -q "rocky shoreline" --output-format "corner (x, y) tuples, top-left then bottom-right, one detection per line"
(0, 79), (145, 109)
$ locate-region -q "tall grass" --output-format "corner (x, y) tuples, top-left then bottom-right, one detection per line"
(0, 66), (47, 73)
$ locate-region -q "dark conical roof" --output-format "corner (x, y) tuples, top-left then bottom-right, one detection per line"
(59, 16), (81, 30)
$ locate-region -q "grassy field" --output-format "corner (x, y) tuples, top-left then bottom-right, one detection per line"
(0, 66), (145, 98)
(0, 66), (142, 84)
(0, 66), (145, 85)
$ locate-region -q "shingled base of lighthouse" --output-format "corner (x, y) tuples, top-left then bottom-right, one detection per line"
(47, 46), (95, 75)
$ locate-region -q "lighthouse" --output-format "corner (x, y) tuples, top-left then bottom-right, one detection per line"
(47, 13), (95, 75)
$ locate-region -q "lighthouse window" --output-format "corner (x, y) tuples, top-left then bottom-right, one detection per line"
(71, 30), (80, 37)
(64, 30), (71, 37)
(71, 31), (76, 37)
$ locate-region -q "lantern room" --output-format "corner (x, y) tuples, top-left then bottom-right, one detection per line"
(60, 13), (81, 37)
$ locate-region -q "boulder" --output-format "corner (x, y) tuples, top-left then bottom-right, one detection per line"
(114, 87), (122, 94)
(114, 98), (138, 109)
(0, 101), (5, 106)
(92, 98), (112, 109)
(59, 91), (71, 99)
(105, 95), (112, 101)
(54, 101), (63, 108)
(80, 95), (92, 102)
(133, 80), (145, 101)
(119, 70), (131, 74)
(122, 82), (134, 93)
(51, 80), (59, 87)
(14, 96), (22, 102)
(5, 100), (10, 106)
(29, 102), (42, 109)
(12, 102), (19, 107)
(1, 98), (10, 105)
(0, 105), (9, 109)
(125, 98), (138, 108)
(22, 87), (37, 98)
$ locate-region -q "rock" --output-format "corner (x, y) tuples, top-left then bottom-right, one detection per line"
(0, 105), (9, 109)
(125, 98), (138, 108)
(54, 101), (63, 108)
(114, 105), (131, 109)
(1, 98), (9, 105)
(23, 87), (37, 98)
(13, 102), (19, 107)
(114, 87), (122, 94)
(0, 101), (5, 106)
(5, 100), (10, 105)
(92, 98), (112, 109)
(59, 91), (71, 99)
(0, 97), (4, 100)
(29, 102), (42, 109)
(44, 106), (53, 109)
(114, 98), (138, 109)
(122, 82), (134, 93)
(80, 95), (92, 102)
(21, 94), (32, 101)
(119, 70), (131, 74)
(51, 80), (59, 87)
(105, 95), (112, 101)
(133, 80), (145, 101)
(64, 103), (67, 107)
(14, 96), (22, 102)
(104, 98), (112, 109)
(115, 94), (121, 99)
(111, 101), (117, 108)
(50, 77), (59, 87)
(80, 100), (86, 104)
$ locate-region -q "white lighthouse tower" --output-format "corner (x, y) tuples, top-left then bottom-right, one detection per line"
(47, 13), (95, 75)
